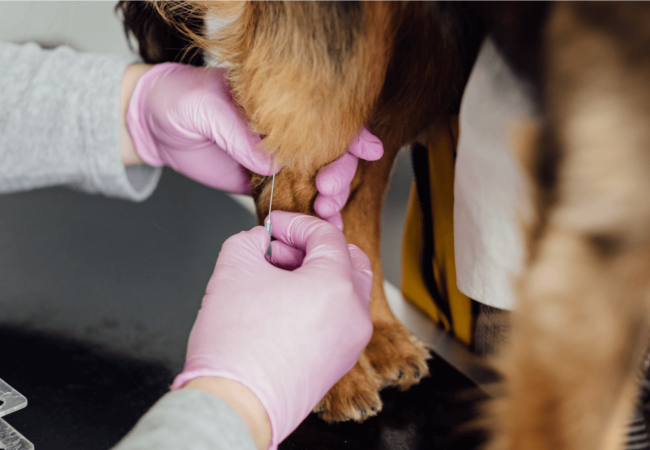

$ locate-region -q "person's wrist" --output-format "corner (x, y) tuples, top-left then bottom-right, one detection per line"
(184, 377), (272, 450)
(119, 63), (152, 167)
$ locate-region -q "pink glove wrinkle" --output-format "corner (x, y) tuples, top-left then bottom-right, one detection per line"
(127, 62), (279, 194)
(173, 211), (373, 450)
(314, 127), (384, 229)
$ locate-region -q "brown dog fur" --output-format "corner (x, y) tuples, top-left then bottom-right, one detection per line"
(196, 1), (456, 421)
(127, 0), (480, 422)
(485, 3), (650, 450)
(118, 1), (650, 448)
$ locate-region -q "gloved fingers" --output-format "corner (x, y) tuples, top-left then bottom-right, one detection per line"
(232, 135), (281, 177)
(347, 244), (373, 303)
(347, 244), (371, 273)
(348, 127), (384, 161)
(166, 143), (253, 194)
(313, 185), (350, 220)
(202, 79), (281, 177)
(216, 121), (280, 177)
(326, 213), (344, 231)
(313, 127), (383, 199)
(269, 240), (306, 270)
(269, 211), (352, 268)
(220, 226), (271, 263)
(315, 152), (358, 197)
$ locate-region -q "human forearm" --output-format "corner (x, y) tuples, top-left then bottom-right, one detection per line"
(112, 389), (257, 450)
(185, 378), (271, 450)
(119, 63), (150, 167)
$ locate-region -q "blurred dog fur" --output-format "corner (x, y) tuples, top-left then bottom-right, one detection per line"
(118, 2), (650, 448)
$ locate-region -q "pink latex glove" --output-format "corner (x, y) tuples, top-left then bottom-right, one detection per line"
(127, 62), (278, 194)
(172, 211), (373, 449)
(314, 127), (384, 229)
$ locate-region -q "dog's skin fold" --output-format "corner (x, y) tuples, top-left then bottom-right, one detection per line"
(118, 1), (650, 449)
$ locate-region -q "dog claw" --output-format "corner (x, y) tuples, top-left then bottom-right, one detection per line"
(359, 407), (366, 418)
(397, 369), (404, 379)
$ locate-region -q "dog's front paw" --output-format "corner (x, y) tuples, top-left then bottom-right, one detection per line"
(364, 321), (432, 391)
(313, 353), (383, 423)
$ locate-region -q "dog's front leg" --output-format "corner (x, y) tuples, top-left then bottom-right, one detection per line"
(249, 162), (387, 423)
(249, 139), (431, 423)
(315, 140), (432, 423)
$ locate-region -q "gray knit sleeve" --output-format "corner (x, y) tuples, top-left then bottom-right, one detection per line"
(112, 389), (257, 450)
(0, 41), (161, 201)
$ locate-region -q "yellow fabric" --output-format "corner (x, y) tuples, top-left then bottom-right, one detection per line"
(401, 183), (447, 329)
(400, 116), (473, 346)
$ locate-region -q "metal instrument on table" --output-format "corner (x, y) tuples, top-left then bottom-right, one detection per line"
(0, 378), (33, 450)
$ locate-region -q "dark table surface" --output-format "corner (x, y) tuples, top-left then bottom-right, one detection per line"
(0, 325), (485, 450)
(0, 165), (485, 450)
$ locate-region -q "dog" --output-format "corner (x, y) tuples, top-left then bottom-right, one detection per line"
(118, 2), (650, 449)
(117, 0), (478, 423)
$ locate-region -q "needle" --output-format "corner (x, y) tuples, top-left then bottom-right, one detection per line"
(264, 167), (276, 258)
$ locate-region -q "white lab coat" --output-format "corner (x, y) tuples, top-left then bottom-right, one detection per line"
(454, 38), (538, 310)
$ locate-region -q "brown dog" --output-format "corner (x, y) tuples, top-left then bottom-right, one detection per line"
(118, 1), (650, 449)
(118, 0), (480, 423)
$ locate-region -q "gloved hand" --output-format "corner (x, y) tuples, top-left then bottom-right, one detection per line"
(127, 62), (278, 194)
(172, 211), (373, 450)
(127, 61), (383, 217)
(314, 127), (384, 229)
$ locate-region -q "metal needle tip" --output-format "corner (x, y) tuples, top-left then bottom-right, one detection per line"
(265, 164), (276, 258)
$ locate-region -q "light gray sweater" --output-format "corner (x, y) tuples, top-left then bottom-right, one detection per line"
(113, 389), (257, 450)
(0, 41), (256, 450)
(0, 41), (160, 200)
